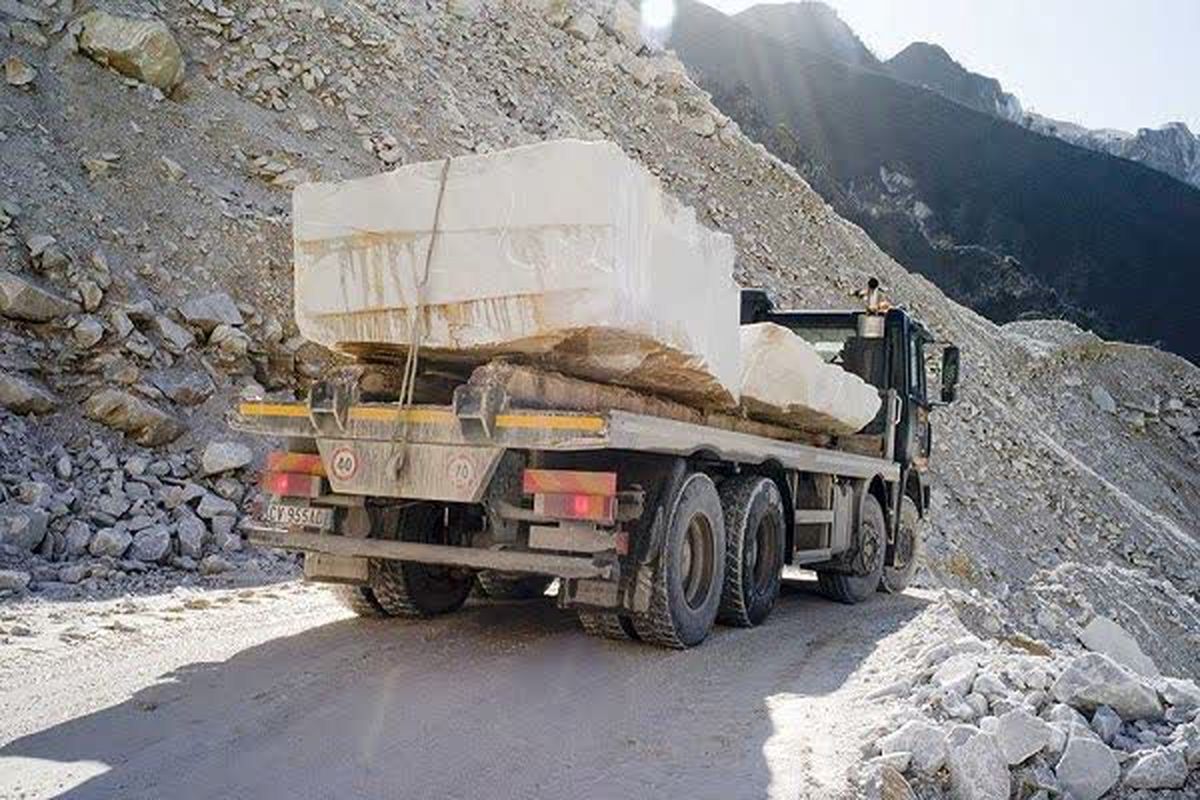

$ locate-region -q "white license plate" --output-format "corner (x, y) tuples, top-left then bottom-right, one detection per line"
(263, 502), (334, 531)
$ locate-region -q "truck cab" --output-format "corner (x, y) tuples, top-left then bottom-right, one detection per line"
(740, 287), (960, 513)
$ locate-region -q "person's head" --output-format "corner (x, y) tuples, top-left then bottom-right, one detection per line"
(867, 277), (880, 290)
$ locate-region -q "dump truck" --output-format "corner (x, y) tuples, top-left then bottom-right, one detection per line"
(232, 289), (959, 648)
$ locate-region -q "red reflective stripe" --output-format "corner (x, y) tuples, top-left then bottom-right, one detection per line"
(266, 451), (325, 476)
(522, 469), (617, 496)
(261, 471), (323, 498)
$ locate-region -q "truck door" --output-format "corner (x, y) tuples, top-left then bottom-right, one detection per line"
(892, 316), (931, 468)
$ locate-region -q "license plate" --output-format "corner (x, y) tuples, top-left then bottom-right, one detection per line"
(263, 502), (334, 531)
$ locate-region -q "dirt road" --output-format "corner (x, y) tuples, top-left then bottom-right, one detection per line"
(0, 576), (939, 800)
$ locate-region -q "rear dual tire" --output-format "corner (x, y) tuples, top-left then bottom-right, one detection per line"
(718, 476), (786, 628)
(632, 473), (727, 649)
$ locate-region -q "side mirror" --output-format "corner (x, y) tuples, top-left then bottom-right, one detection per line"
(940, 345), (960, 404)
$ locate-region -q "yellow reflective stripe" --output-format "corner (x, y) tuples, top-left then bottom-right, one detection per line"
(495, 414), (605, 432)
(238, 402), (604, 433)
(239, 402), (309, 418)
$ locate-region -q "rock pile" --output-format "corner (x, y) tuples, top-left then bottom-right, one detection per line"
(861, 619), (1200, 799)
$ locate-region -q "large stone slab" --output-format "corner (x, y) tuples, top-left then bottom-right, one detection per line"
(0, 370), (58, 414)
(1052, 652), (1163, 720)
(738, 323), (881, 434)
(293, 139), (740, 409)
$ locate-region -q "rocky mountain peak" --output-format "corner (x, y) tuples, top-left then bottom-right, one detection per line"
(733, 1), (879, 68)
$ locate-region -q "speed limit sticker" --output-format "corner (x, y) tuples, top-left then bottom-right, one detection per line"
(447, 455), (474, 490)
(329, 447), (359, 481)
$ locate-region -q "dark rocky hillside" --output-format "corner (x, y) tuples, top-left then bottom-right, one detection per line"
(668, 0), (1200, 364)
(886, 42), (1022, 122)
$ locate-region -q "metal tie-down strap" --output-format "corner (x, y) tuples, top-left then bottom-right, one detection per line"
(391, 156), (453, 476)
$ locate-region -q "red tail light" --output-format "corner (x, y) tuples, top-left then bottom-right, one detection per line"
(261, 470), (324, 498)
(533, 492), (617, 524)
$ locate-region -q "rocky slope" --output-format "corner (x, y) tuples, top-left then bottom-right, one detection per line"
(1, 0), (1199, 795)
(1022, 117), (1200, 191)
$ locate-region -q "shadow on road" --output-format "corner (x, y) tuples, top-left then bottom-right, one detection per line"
(2, 577), (929, 800)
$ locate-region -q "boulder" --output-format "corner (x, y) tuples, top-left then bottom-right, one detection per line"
(153, 315), (195, 353)
(564, 12), (598, 41)
(0, 569), (31, 593)
(1052, 653), (1163, 720)
(89, 527), (132, 558)
(1158, 677), (1200, 710)
(0, 504), (49, 550)
(0, 271), (79, 321)
(0, 370), (58, 414)
(201, 441), (253, 476)
(82, 389), (186, 446)
(77, 10), (185, 91)
(878, 720), (947, 773)
(1123, 747), (1187, 789)
(175, 510), (207, 559)
(604, 1), (643, 51)
(860, 763), (916, 800)
(1054, 731), (1119, 800)
(199, 553), (234, 575)
(994, 708), (1051, 765)
(1078, 616), (1158, 677)
(196, 492), (238, 519)
(63, 520), (94, 557)
(179, 292), (243, 332)
(1089, 705), (1121, 744)
(130, 525), (172, 562)
(946, 731), (1010, 800)
(149, 368), (214, 406)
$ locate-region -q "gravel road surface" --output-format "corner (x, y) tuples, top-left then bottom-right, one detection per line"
(1, 576), (935, 799)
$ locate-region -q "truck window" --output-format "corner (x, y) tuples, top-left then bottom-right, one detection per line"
(910, 337), (927, 402)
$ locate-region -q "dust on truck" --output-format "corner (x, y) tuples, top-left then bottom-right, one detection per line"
(232, 291), (961, 649)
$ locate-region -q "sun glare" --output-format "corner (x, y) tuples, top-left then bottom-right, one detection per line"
(640, 0), (677, 37)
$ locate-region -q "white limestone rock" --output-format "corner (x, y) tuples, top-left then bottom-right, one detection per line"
(1055, 730), (1120, 800)
(1078, 616), (1159, 677)
(932, 653), (980, 696)
(947, 731), (1010, 800)
(878, 720), (947, 773)
(1123, 747), (1187, 789)
(994, 708), (1052, 765)
(738, 323), (882, 434)
(1052, 653), (1163, 720)
(293, 140), (741, 409)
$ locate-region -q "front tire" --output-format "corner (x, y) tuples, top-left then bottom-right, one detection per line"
(817, 494), (886, 605)
(632, 472), (726, 648)
(330, 584), (386, 617)
(368, 503), (475, 617)
(879, 495), (923, 594)
(718, 476), (786, 627)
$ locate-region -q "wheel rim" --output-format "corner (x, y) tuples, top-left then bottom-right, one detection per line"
(750, 514), (781, 594)
(858, 516), (883, 576)
(681, 513), (716, 610)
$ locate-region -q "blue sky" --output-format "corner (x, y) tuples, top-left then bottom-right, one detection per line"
(689, 0), (1200, 133)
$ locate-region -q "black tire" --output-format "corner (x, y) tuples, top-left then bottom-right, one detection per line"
(879, 495), (923, 594)
(818, 494), (886, 604)
(718, 476), (786, 627)
(330, 584), (387, 617)
(578, 611), (640, 640)
(632, 472), (726, 648)
(476, 571), (554, 600)
(368, 503), (475, 617)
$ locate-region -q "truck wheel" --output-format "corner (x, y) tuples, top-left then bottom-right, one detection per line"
(879, 496), (923, 594)
(477, 571), (554, 600)
(817, 495), (886, 605)
(330, 584), (387, 617)
(632, 472), (726, 649)
(368, 503), (475, 617)
(718, 476), (786, 627)
(578, 611), (640, 640)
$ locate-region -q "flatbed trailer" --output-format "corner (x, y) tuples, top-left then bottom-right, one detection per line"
(231, 325), (951, 648)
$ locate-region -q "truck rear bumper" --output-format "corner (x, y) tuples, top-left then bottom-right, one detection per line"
(244, 525), (614, 580)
